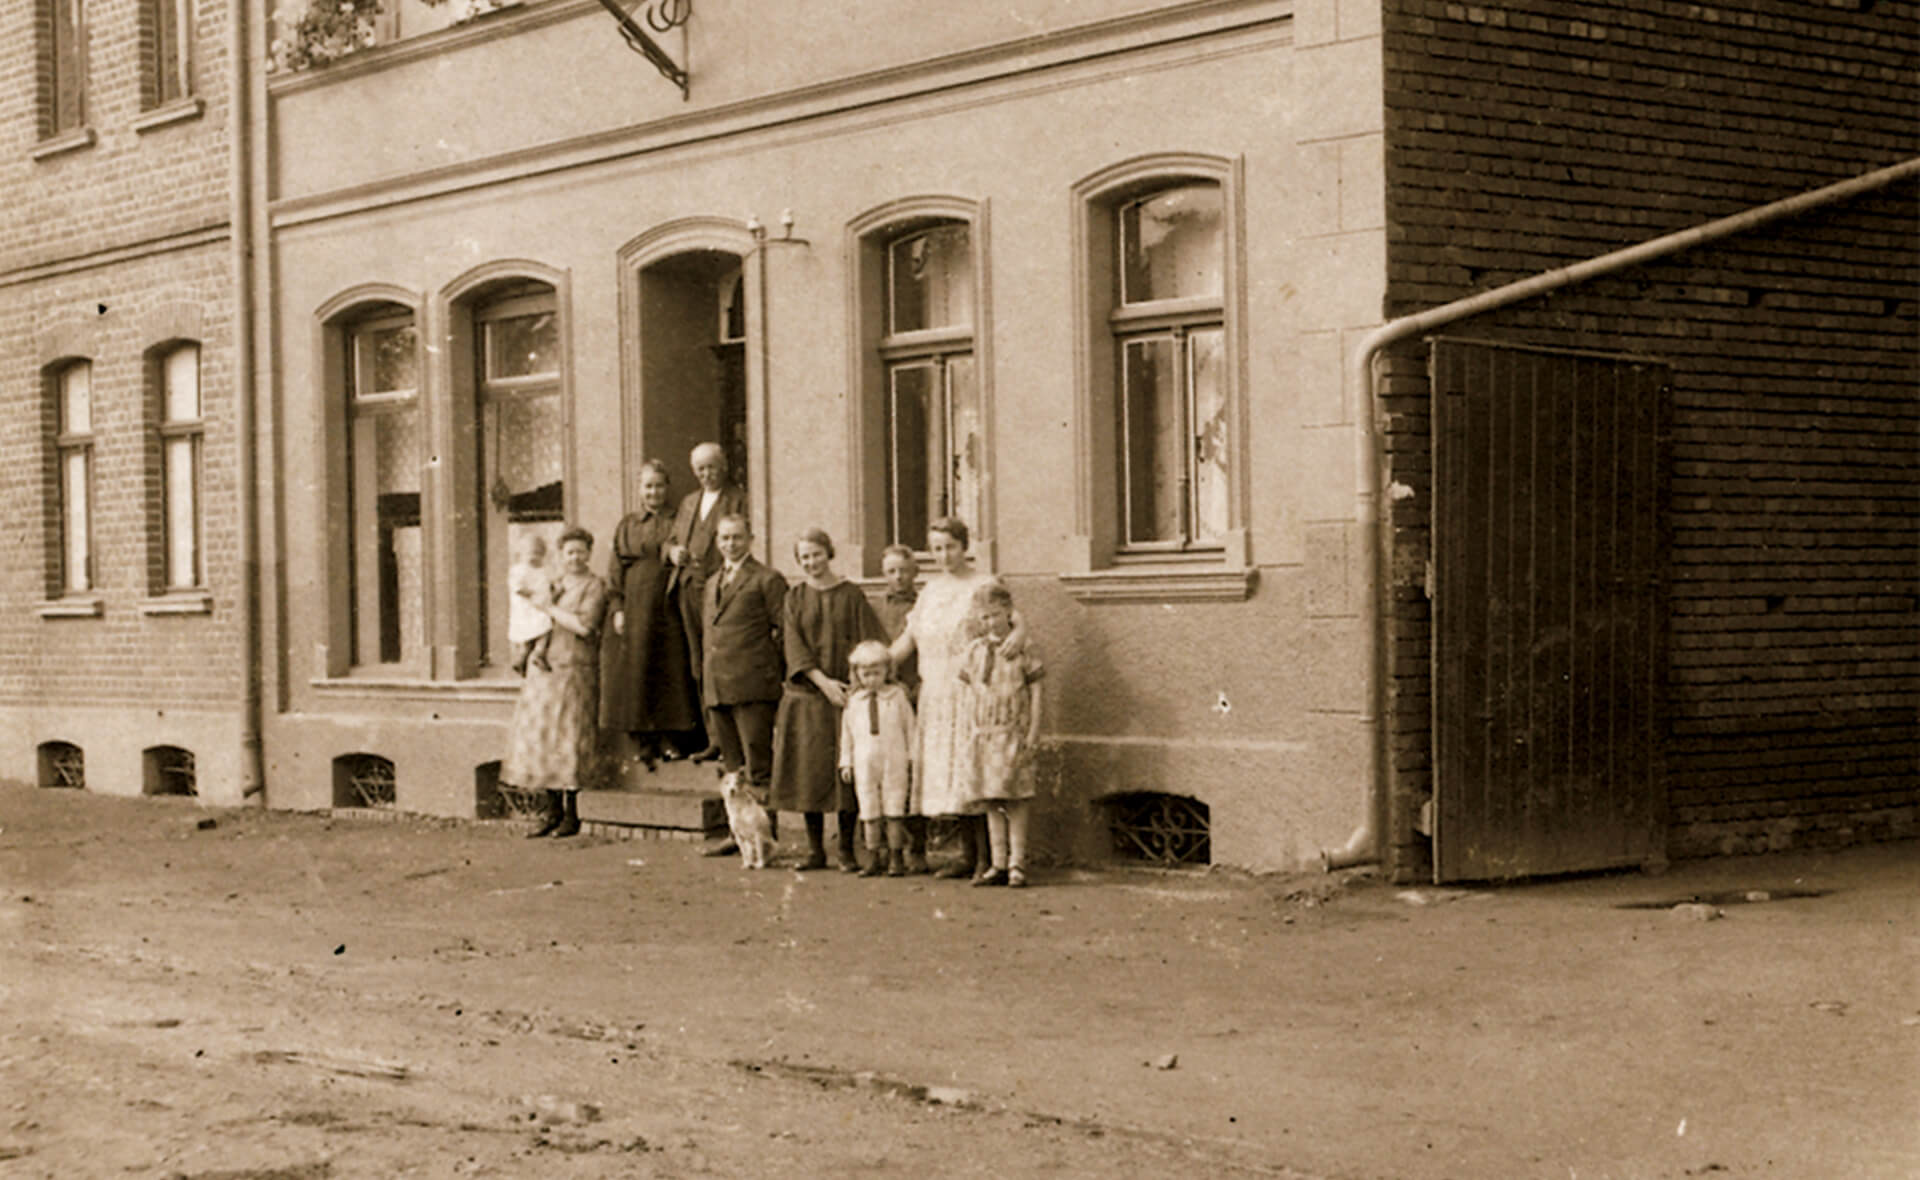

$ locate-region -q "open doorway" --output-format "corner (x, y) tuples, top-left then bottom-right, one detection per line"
(636, 250), (748, 497)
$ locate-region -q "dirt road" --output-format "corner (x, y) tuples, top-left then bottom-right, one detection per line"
(2, 783), (1915, 1179)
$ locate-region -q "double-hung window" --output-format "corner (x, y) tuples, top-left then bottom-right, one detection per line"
(55, 362), (94, 595)
(1110, 182), (1229, 551)
(158, 344), (203, 590)
(880, 223), (980, 551)
(474, 294), (563, 670)
(345, 313), (423, 667)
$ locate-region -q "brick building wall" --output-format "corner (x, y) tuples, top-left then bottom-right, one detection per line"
(1377, 0), (1918, 879)
(1, 0), (243, 800)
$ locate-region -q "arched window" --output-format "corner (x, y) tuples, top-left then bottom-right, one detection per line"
(1067, 155), (1250, 596)
(848, 198), (992, 570)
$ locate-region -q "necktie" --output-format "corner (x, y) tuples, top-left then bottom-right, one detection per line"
(868, 693), (880, 735)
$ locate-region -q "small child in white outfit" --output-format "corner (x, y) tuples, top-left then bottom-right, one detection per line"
(838, 640), (917, 877)
(508, 534), (553, 676)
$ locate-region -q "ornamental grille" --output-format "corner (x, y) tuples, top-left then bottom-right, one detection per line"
(339, 753), (396, 809)
(1105, 792), (1210, 867)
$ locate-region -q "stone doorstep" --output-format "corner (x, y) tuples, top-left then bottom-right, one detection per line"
(578, 787), (725, 833)
(581, 821), (726, 842)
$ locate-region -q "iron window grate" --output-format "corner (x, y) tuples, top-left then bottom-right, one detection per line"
(1106, 792), (1210, 866)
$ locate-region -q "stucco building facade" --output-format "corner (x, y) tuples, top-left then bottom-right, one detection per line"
(10, 0), (1914, 880)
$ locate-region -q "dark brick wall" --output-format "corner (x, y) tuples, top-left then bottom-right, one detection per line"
(1380, 0), (1919, 879)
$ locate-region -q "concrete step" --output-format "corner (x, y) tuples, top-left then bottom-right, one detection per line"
(583, 755), (727, 838)
(580, 787), (724, 832)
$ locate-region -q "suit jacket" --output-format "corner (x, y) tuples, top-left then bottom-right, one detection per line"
(668, 483), (749, 596)
(701, 556), (787, 706)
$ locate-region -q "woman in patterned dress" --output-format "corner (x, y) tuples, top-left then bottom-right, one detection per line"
(504, 526), (609, 838)
(886, 516), (1023, 879)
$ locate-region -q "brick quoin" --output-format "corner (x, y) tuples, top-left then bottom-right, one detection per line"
(1379, 0), (1919, 880)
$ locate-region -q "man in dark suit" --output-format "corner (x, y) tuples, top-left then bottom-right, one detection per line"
(667, 441), (748, 762)
(701, 514), (786, 841)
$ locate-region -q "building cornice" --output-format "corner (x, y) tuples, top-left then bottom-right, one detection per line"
(269, 0), (1290, 230)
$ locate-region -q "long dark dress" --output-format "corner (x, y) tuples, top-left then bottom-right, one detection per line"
(768, 580), (886, 813)
(599, 509), (701, 735)
(503, 571), (609, 793)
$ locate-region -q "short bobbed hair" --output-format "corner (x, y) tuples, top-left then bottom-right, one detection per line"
(848, 639), (892, 672)
(558, 525), (594, 551)
(927, 515), (970, 550)
(969, 577), (1014, 613)
(794, 527), (835, 560)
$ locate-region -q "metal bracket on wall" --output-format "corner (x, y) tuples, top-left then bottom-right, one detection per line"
(593, 0), (690, 98)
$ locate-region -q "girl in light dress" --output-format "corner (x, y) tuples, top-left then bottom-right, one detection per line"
(957, 579), (1043, 887)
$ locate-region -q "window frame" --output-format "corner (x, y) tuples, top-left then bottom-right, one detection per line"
(845, 198), (994, 577)
(1111, 182), (1228, 555)
(1063, 155), (1253, 601)
(878, 221), (979, 558)
(343, 308), (426, 671)
(146, 0), (191, 107)
(53, 361), (95, 597)
(44, 0), (88, 138)
(156, 342), (204, 592)
(470, 289), (564, 673)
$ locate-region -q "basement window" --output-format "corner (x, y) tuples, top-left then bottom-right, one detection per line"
(37, 741), (84, 789)
(333, 752), (396, 809)
(1104, 791), (1210, 866)
(143, 745), (197, 796)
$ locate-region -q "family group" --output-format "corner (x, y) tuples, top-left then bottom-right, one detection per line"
(495, 443), (1046, 888)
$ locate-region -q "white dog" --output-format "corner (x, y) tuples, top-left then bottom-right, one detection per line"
(720, 772), (776, 869)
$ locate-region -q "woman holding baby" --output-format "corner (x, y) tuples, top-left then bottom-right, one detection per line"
(503, 525), (609, 839)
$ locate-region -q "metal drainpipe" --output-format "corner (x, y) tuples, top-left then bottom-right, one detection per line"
(1322, 156), (1920, 872)
(231, 0), (265, 801)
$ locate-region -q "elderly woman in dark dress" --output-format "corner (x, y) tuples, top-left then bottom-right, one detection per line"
(769, 527), (888, 871)
(601, 460), (703, 770)
(504, 525), (609, 839)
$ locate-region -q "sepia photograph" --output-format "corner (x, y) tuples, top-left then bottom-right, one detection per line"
(2, 0), (1915, 1175)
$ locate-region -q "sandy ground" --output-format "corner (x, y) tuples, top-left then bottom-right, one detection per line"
(1, 781), (1915, 1180)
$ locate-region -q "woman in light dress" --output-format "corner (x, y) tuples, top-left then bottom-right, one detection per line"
(886, 516), (1023, 879)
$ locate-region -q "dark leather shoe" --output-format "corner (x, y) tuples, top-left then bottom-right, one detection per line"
(690, 746), (723, 764)
(549, 817), (581, 839)
(701, 839), (739, 857)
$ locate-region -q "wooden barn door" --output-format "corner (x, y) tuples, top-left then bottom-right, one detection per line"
(1430, 339), (1670, 882)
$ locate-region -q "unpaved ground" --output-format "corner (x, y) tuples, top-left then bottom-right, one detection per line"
(1, 783), (1915, 1179)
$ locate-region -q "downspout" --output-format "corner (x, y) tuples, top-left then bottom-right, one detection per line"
(1323, 155), (1920, 871)
(230, 0), (264, 801)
